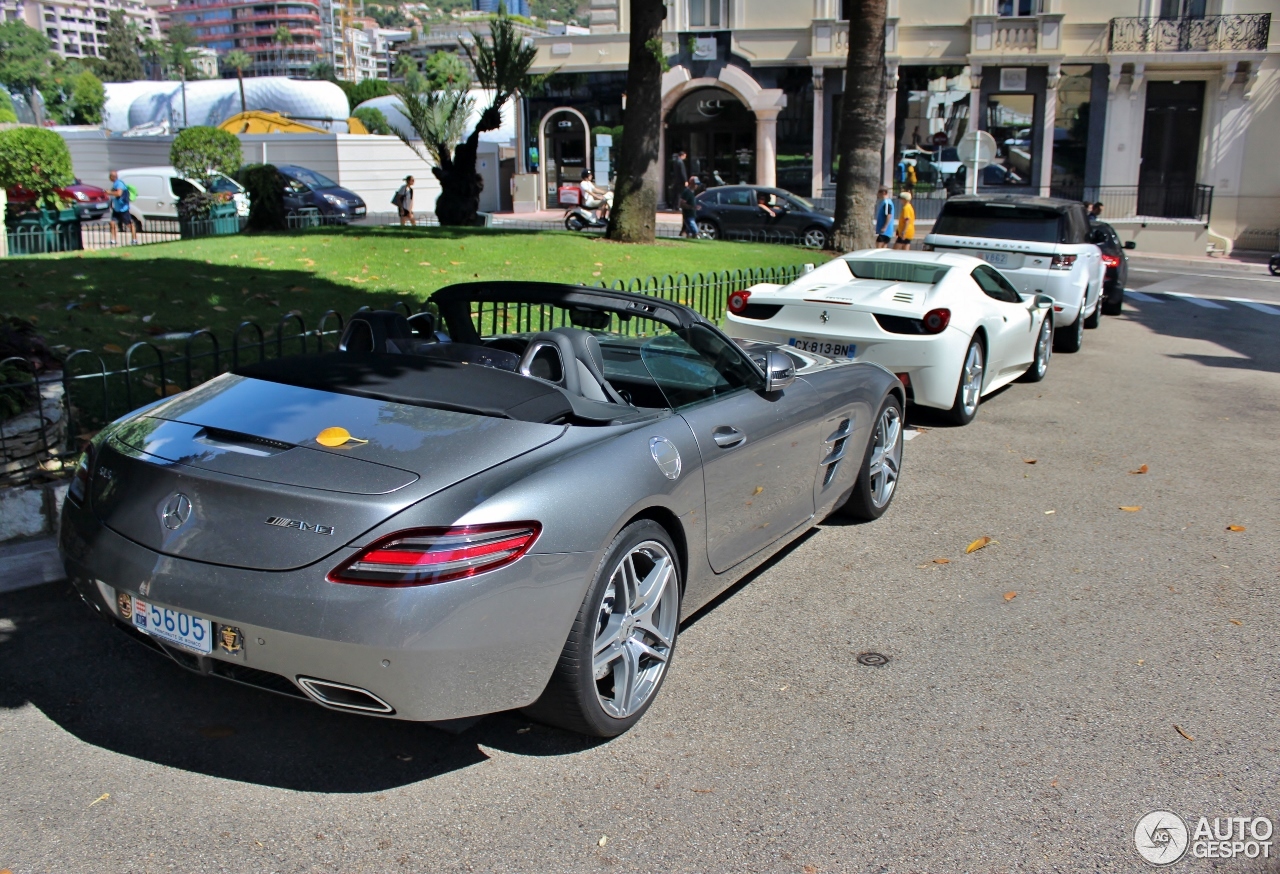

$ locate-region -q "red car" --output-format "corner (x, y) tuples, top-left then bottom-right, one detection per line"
(6, 180), (111, 221)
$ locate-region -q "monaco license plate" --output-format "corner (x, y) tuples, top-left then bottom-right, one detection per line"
(980, 251), (1010, 266)
(132, 597), (212, 653)
(790, 337), (855, 358)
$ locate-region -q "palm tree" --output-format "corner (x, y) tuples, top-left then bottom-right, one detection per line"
(224, 49), (252, 113)
(273, 25), (293, 77)
(606, 0), (667, 243)
(829, 0), (889, 251)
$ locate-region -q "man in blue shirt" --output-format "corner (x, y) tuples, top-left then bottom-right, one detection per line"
(108, 170), (137, 246)
(874, 187), (894, 248)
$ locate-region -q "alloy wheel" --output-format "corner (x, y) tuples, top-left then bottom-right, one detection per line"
(592, 540), (679, 719)
(696, 221), (719, 240)
(1035, 317), (1051, 377)
(961, 342), (984, 416)
(803, 228), (827, 248)
(867, 404), (903, 508)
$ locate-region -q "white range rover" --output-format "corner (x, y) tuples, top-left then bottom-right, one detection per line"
(924, 195), (1104, 352)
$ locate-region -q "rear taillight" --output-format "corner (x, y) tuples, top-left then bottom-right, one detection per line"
(328, 523), (541, 587)
(895, 372), (911, 387)
(1049, 254), (1077, 271)
(68, 444), (93, 505)
(727, 290), (751, 315)
(922, 308), (951, 334)
(1101, 253), (1120, 268)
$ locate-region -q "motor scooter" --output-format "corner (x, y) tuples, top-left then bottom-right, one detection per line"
(564, 204), (609, 232)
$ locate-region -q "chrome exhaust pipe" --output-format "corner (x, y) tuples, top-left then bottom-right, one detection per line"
(296, 677), (394, 714)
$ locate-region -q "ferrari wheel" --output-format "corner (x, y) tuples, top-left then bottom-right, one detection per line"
(1021, 314), (1052, 383)
(525, 520), (681, 737)
(839, 394), (904, 521)
(947, 338), (984, 426)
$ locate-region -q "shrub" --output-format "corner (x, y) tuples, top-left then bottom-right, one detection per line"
(0, 89), (17, 123)
(0, 126), (74, 211)
(169, 126), (242, 189)
(236, 162), (287, 231)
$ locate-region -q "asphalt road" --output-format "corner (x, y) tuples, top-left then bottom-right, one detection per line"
(2, 261), (1278, 873)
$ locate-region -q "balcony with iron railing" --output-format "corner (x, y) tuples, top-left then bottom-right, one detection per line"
(1109, 13), (1270, 53)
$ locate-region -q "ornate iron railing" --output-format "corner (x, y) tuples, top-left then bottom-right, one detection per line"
(1048, 183), (1213, 222)
(1108, 14), (1270, 53)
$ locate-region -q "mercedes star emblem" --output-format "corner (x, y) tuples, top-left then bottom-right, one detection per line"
(161, 493), (193, 530)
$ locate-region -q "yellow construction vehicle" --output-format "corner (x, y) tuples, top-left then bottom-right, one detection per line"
(218, 111), (370, 135)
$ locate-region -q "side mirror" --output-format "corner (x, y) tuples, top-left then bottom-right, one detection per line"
(1035, 294), (1054, 309)
(1124, 241), (1137, 250)
(762, 349), (796, 392)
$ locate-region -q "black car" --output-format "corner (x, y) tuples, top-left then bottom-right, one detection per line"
(1089, 220), (1135, 315)
(277, 164), (367, 223)
(694, 185), (833, 248)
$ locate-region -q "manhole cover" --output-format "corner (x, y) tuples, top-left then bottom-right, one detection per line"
(856, 652), (890, 667)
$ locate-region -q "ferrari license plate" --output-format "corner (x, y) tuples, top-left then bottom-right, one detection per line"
(790, 337), (855, 358)
(132, 598), (212, 653)
(980, 251), (1009, 266)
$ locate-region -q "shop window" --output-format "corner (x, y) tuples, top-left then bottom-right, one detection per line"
(889, 65), (971, 194)
(1051, 65), (1092, 197)
(985, 93), (1037, 187)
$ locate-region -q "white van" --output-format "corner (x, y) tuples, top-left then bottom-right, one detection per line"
(116, 166), (250, 221)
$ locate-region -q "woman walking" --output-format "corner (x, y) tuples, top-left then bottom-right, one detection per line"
(395, 176), (415, 226)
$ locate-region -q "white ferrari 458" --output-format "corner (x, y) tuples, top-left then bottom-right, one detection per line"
(725, 250), (1054, 424)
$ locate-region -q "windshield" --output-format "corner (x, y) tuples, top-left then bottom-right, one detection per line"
(285, 166), (339, 189)
(785, 193), (816, 211)
(207, 173), (243, 194)
(935, 148), (959, 162)
(844, 259), (950, 284)
(933, 203), (1064, 244)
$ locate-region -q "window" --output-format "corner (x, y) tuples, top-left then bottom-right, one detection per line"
(687, 0), (723, 29)
(639, 325), (761, 408)
(997, 0), (1038, 16)
(845, 259), (951, 284)
(1159, 0), (1205, 19)
(170, 177), (199, 199)
(971, 266), (1022, 303)
(723, 188), (754, 206)
(934, 202), (1065, 244)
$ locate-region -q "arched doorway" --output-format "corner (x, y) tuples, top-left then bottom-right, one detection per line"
(540, 108), (590, 208)
(665, 87), (756, 199)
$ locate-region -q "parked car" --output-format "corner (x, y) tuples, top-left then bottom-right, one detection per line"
(725, 250), (1054, 425)
(116, 167), (249, 221)
(60, 282), (904, 737)
(276, 164), (367, 223)
(924, 195), (1104, 353)
(929, 147), (963, 181)
(694, 185), (833, 248)
(1089, 220), (1134, 315)
(7, 179), (111, 221)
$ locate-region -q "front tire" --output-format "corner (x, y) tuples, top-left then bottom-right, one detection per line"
(802, 226), (828, 249)
(565, 214), (587, 232)
(1021, 314), (1052, 382)
(947, 337), (984, 426)
(524, 520), (681, 737)
(839, 394), (904, 520)
(696, 219), (720, 240)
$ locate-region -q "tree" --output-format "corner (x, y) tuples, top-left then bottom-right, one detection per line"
(394, 8), (537, 225)
(424, 50), (470, 90)
(307, 59), (335, 81)
(224, 49), (252, 113)
(166, 20), (200, 79)
(170, 125), (242, 188)
(0, 21), (54, 125)
(44, 66), (104, 124)
(99, 11), (144, 82)
(273, 25), (293, 77)
(352, 105), (391, 135)
(605, 0), (666, 243)
(829, 0), (888, 251)
(0, 88), (17, 123)
(0, 127), (75, 208)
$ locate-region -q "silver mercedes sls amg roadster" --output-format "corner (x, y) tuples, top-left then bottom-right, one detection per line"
(60, 282), (905, 736)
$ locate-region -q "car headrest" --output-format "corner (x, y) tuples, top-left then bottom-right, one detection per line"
(339, 310), (413, 355)
(519, 332), (582, 397)
(551, 327), (627, 405)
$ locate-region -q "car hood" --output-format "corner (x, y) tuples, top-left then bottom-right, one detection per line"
(90, 375), (566, 570)
(313, 185), (364, 206)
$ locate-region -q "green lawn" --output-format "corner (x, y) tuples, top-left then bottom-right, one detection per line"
(7, 227), (831, 360)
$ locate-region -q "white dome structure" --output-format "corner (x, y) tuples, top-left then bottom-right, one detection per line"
(103, 78), (350, 133)
(355, 92), (518, 145)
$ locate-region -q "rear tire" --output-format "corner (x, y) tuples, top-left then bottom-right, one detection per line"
(947, 338), (984, 426)
(1269, 254), (1280, 276)
(802, 227), (828, 249)
(1021, 314), (1052, 382)
(524, 520), (681, 738)
(1101, 289), (1123, 316)
(1054, 303), (1084, 353)
(565, 214), (587, 232)
(696, 220), (720, 240)
(839, 394), (904, 520)
(1083, 289), (1101, 329)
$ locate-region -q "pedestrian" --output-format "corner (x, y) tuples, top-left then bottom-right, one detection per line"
(874, 186), (895, 248)
(669, 149), (688, 208)
(680, 175), (700, 238)
(1089, 201), (1103, 221)
(905, 162), (917, 190)
(394, 175), (414, 226)
(894, 190), (915, 250)
(107, 170), (138, 246)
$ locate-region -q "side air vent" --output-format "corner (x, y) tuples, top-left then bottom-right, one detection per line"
(820, 417), (852, 488)
(736, 303), (784, 320)
(892, 291), (915, 303)
(297, 677), (395, 714)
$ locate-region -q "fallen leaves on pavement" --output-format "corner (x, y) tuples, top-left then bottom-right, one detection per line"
(102, 343), (123, 354)
(965, 536), (992, 554)
(1119, 506), (1142, 512)
(1227, 525), (1246, 532)
(1004, 591), (1018, 601)
(932, 558), (951, 564)
(88, 793), (110, 807)
(1174, 725), (1195, 741)
(598, 835), (608, 847)
(1229, 619), (1243, 626)
(1130, 464), (1149, 475)
(1023, 458), (1037, 464)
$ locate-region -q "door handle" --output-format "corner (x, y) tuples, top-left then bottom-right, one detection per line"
(712, 426), (746, 449)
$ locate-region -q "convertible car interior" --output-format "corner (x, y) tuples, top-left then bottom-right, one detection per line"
(234, 283), (766, 427)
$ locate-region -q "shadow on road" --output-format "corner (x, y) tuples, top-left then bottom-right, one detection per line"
(1121, 299), (1280, 375)
(0, 582), (603, 793)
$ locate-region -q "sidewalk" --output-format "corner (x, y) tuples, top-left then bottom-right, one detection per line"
(491, 209), (684, 228)
(1125, 248), (1275, 275)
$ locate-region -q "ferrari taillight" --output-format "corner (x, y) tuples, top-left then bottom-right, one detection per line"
(1101, 253), (1121, 268)
(328, 523), (541, 587)
(727, 290), (751, 315)
(922, 308), (951, 334)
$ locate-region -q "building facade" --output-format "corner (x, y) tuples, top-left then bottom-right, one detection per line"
(162, 0), (320, 76)
(4, 0), (159, 60)
(525, 0), (1279, 248)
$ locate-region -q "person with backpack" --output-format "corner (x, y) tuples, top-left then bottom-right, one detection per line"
(108, 170), (138, 246)
(394, 176), (414, 226)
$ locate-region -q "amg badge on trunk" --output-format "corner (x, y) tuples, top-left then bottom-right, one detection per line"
(266, 516), (335, 536)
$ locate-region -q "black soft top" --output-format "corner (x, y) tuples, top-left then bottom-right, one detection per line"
(236, 352), (575, 424)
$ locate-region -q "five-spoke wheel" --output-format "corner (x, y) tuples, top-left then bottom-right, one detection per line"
(840, 394), (905, 520)
(948, 338), (984, 425)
